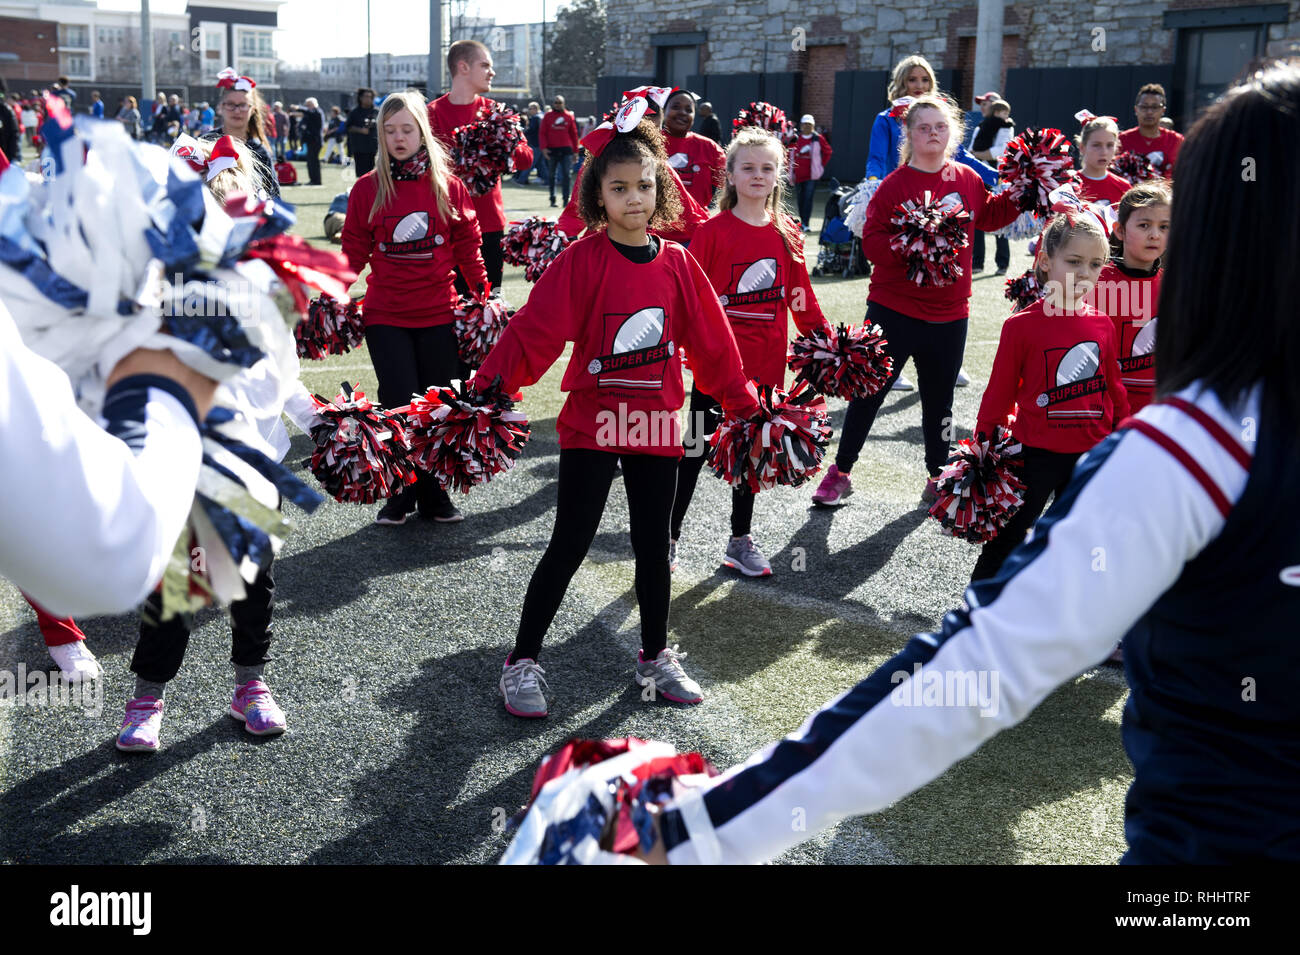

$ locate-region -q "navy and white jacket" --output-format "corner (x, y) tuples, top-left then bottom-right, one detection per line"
(661, 380), (1300, 864)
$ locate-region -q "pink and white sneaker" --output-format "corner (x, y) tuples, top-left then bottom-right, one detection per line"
(230, 680), (287, 736)
(812, 464), (852, 506)
(116, 696), (164, 752)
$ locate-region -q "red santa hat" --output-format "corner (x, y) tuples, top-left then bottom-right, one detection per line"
(216, 67), (256, 92)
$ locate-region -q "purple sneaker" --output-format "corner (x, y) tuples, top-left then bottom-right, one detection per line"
(812, 464), (852, 506)
(230, 680), (287, 736)
(116, 696), (164, 752)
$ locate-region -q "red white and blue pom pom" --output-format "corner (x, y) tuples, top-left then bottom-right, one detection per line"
(997, 128), (1077, 218)
(401, 375), (531, 494)
(1109, 150), (1159, 185)
(451, 103), (527, 196)
(304, 382), (416, 505)
(709, 382), (831, 492)
(788, 322), (894, 400)
(927, 426), (1027, 543)
(453, 285), (510, 367)
(1004, 269), (1042, 311)
(296, 295), (365, 360)
(733, 101), (794, 144)
(501, 217), (572, 282)
(888, 190), (971, 287)
(501, 737), (719, 865)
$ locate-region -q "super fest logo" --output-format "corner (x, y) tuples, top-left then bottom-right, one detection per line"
(1037, 341), (1107, 418)
(377, 211), (446, 259)
(719, 257), (784, 320)
(588, 307), (674, 390)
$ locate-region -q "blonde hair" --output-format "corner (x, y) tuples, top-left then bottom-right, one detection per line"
(719, 127), (803, 262)
(206, 140), (258, 203)
(1033, 213), (1110, 286)
(887, 55), (937, 103)
(1076, 115), (1120, 151)
(898, 94), (965, 167)
(369, 89), (457, 226)
(218, 84), (267, 143)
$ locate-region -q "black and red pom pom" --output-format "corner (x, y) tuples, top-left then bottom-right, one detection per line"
(501, 217), (572, 282)
(296, 295), (364, 360)
(451, 104), (527, 196)
(403, 375), (531, 494)
(305, 382), (417, 504)
(788, 322), (894, 400)
(1109, 150), (1159, 185)
(1004, 269), (1042, 311)
(998, 128), (1078, 218)
(927, 426), (1027, 543)
(888, 191), (971, 287)
(453, 285), (510, 368)
(708, 382), (831, 492)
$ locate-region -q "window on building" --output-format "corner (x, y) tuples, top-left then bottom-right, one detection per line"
(205, 27), (225, 61)
(61, 53), (90, 78)
(655, 44), (698, 87)
(1179, 25), (1265, 119)
(60, 25), (90, 49)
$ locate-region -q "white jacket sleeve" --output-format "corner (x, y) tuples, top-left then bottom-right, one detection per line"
(664, 384), (1257, 864)
(0, 305), (202, 617)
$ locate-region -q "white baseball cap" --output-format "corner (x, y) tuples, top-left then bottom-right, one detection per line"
(800, 113), (815, 124)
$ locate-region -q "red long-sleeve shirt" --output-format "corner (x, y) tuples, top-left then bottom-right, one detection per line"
(1076, 171), (1131, 206)
(476, 231), (761, 457)
(427, 94), (534, 234)
(1087, 260), (1162, 413)
(861, 161), (1021, 322)
(341, 170), (488, 329)
(538, 108), (580, 151)
(1118, 127), (1183, 179)
(790, 132), (832, 184)
(663, 131), (727, 208)
(975, 298), (1131, 454)
(687, 209), (831, 387)
(555, 160), (709, 246)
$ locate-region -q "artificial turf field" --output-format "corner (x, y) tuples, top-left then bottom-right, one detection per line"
(0, 160), (1133, 866)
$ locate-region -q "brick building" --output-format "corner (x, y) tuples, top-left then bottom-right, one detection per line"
(600, 0), (1300, 179)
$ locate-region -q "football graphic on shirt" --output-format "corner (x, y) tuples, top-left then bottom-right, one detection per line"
(737, 258), (778, 294)
(392, 211), (429, 242)
(668, 152), (689, 169)
(1056, 341), (1101, 386)
(935, 191), (965, 214)
(1131, 317), (1158, 356)
(612, 307), (666, 354)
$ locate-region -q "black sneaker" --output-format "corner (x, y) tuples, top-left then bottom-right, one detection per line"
(550, 197), (557, 207)
(375, 487), (416, 525)
(424, 498), (464, 523)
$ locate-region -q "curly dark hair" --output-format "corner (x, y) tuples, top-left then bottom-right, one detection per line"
(577, 118), (683, 233)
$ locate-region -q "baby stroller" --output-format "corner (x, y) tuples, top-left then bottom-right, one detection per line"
(811, 178), (870, 278)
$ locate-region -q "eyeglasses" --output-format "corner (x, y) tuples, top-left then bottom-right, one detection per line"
(222, 103), (252, 112)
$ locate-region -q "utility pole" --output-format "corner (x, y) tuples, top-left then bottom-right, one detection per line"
(428, 0), (442, 96)
(366, 0), (373, 89)
(141, 0), (156, 108)
(540, 0), (546, 101)
(973, 0), (1005, 106)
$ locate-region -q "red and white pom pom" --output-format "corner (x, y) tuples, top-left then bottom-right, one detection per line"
(306, 382), (416, 504)
(296, 295), (365, 360)
(402, 375), (531, 494)
(1004, 269), (1042, 311)
(997, 128), (1078, 218)
(1109, 150), (1160, 185)
(453, 286), (510, 368)
(451, 104), (527, 196)
(733, 101), (794, 143)
(502, 217), (572, 283)
(788, 322), (894, 400)
(888, 190), (971, 287)
(927, 426), (1027, 543)
(708, 381), (831, 493)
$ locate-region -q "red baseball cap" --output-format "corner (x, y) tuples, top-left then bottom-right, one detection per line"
(974, 91), (1001, 104)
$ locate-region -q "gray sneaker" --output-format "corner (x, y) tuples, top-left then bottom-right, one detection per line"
(635, 645), (703, 704)
(669, 537), (678, 573)
(892, 374), (915, 391)
(723, 534), (772, 577)
(500, 657), (549, 718)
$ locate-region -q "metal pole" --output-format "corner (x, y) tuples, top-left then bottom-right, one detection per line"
(141, 0), (156, 109)
(540, 0), (546, 101)
(428, 0), (441, 97)
(973, 0), (1005, 107)
(366, 0), (373, 89)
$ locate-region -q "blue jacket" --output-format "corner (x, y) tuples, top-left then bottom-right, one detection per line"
(865, 109), (998, 187)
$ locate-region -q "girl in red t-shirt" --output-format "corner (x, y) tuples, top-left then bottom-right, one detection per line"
(341, 90), (488, 525)
(474, 108), (760, 718)
(1074, 112), (1131, 207)
(671, 127), (832, 578)
(971, 212), (1130, 580)
(1088, 180), (1171, 413)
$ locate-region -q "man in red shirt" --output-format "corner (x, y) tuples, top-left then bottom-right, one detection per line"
(427, 39), (534, 293)
(539, 93), (580, 207)
(1119, 83), (1184, 179)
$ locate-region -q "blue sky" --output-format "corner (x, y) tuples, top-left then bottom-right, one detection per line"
(101, 1), (570, 67)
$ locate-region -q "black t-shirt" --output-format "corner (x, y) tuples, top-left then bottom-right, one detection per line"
(346, 105), (378, 155)
(609, 234), (660, 264)
(972, 116), (1013, 153)
(698, 115), (722, 143)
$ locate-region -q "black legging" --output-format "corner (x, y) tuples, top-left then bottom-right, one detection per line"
(511, 448), (677, 663)
(364, 322), (460, 510)
(835, 301), (968, 477)
(670, 386), (755, 539)
(970, 446), (1080, 582)
(454, 229), (505, 295)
